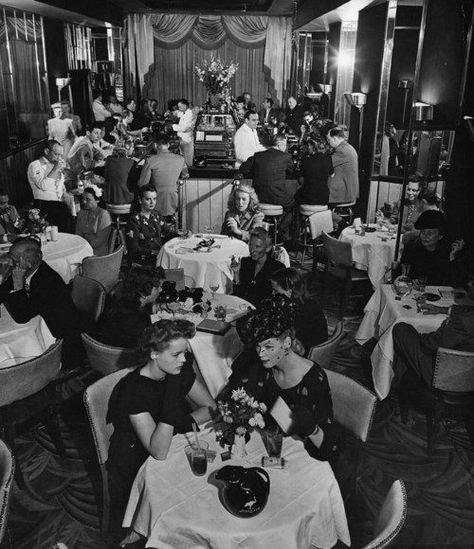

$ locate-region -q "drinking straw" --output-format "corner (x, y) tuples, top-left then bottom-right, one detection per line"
(192, 422), (201, 449)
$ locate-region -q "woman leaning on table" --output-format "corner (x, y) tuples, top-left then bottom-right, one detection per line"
(106, 319), (216, 536)
(226, 295), (338, 463)
(221, 183), (264, 241)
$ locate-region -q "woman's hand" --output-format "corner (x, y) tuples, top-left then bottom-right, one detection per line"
(226, 217), (241, 236)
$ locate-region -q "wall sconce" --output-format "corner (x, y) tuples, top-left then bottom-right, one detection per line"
(317, 83), (333, 95)
(414, 101), (434, 122)
(344, 92), (367, 109)
(344, 92), (367, 150)
(398, 80), (413, 125)
(56, 77), (71, 101)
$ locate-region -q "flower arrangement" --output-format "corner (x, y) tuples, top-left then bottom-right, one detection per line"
(194, 57), (238, 97)
(17, 207), (48, 235)
(215, 388), (267, 449)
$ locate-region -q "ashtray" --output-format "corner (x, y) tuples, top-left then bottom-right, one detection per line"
(422, 293), (441, 302)
(364, 227), (376, 233)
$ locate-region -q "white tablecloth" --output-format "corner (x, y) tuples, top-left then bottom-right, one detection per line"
(151, 293), (253, 398)
(0, 305), (56, 368)
(340, 225), (397, 287)
(42, 233), (93, 283)
(355, 285), (458, 399)
(123, 428), (351, 549)
(156, 235), (249, 294)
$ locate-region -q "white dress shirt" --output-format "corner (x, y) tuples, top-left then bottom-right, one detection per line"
(172, 108), (195, 143)
(27, 157), (66, 201)
(92, 99), (111, 122)
(233, 123), (265, 168)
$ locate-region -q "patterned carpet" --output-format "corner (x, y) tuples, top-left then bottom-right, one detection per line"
(1, 270), (473, 549)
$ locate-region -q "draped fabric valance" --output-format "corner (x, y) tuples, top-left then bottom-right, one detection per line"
(126, 13), (292, 106)
(151, 14), (267, 50)
(0, 14), (43, 44)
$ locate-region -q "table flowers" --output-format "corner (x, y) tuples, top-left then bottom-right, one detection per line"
(195, 57), (238, 109)
(215, 388), (266, 458)
(17, 207), (48, 235)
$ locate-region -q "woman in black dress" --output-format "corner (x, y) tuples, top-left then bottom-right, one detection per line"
(233, 227), (285, 307)
(270, 267), (328, 356)
(227, 296), (338, 462)
(106, 320), (215, 535)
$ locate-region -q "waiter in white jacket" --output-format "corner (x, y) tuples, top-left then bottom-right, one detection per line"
(173, 99), (195, 167)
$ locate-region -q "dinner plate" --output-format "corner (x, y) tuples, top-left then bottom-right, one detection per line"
(422, 293), (441, 302)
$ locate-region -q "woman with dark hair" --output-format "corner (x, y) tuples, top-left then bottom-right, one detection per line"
(295, 137), (333, 206)
(75, 184), (112, 256)
(226, 294), (338, 462)
(389, 176), (424, 232)
(233, 227), (285, 307)
(270, 267), (328, 354)
(91, 265), (165, 348)
(126, 185), (172, 265)
(221, 183), (264, 241)
(106, 319), (216, 535)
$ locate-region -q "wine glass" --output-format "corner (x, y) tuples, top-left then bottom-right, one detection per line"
(209, 284), (220, 301)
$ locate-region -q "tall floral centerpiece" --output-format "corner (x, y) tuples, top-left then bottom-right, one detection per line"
(195, 57), (238, 111)
(215, 387), (266, 458)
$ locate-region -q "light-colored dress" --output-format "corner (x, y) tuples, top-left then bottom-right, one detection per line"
(75, 207), (112, 256)
(47, 117), (75, 158)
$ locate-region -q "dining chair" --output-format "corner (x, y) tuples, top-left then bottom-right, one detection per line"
(83, 368), (134, 536)
(321, 231), (370, 318)
(0, 439), (15, 543)
(81, 332), (138, 376)
(307, 321), (345, 369)
(0, 340), (64, 489)
(81, 244), (124, 294)
(399, 347), (474, 454)
(164, 268), (185, 291)
(324, 368), (377, 443)
(361, 479), (407, 549)
(72, 275), (106, 324)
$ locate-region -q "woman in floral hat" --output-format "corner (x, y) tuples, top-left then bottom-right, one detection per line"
(226, 294), (338, 462)
(75, 184), (112, 255)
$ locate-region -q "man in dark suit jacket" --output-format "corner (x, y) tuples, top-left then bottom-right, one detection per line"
(393, 285), (474, 386)
(258, 98), (280, 126)
(0, 238), (83, 367)
(240, 134), (295, 241)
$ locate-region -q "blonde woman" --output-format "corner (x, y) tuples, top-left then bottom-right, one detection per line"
(221, 183), (264, 241)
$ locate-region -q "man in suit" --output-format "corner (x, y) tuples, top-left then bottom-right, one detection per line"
(0, 238), (83, 368)
(137, 133), (189, 219)
(283, 96), (304, 137)
(326, 126), (359, 205)
(259, 98), (279, 126)
(240, 134), (295, 241)
(393, 279), (474, 385)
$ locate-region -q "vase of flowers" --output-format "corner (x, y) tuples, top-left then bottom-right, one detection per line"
(195, 57), (238, 112)
(216, 388), (266, 458)
(18, 207), (48, 235)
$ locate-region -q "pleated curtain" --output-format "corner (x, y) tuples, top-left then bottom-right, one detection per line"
(126, 13), (292, 112)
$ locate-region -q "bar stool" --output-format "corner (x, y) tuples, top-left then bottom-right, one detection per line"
(259, 203), (283, 246)
(106, 203), (132, 253)
(298, 204), (329, 266)
(332, 201), (355, 225)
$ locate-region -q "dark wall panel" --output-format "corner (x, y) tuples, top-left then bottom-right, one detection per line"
(351, 3), (388, 174)
(417, 0), (472, 128)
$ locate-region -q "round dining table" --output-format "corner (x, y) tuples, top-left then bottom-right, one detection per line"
(156, 234), (249, 294)
(42, 233), (93, 283)
(339, 224), (397, 287)
(0, 305), (55, 369)
(123, 427), (351, 549)
(150, 293), (253, 398)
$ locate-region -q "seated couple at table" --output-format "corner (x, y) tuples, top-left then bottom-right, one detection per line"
(0, 237), (84, 368)
(106, 296), (334, 539)
(126, 184), (175, 266)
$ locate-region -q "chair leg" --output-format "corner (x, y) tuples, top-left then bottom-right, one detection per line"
(43, 384), (66, 459)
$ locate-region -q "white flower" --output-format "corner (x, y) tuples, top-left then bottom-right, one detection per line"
(248, 417), (256, 427)
(231, 388), (247, 401)
(254, 412), (265, 429)
(259, 403), (267, 413)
